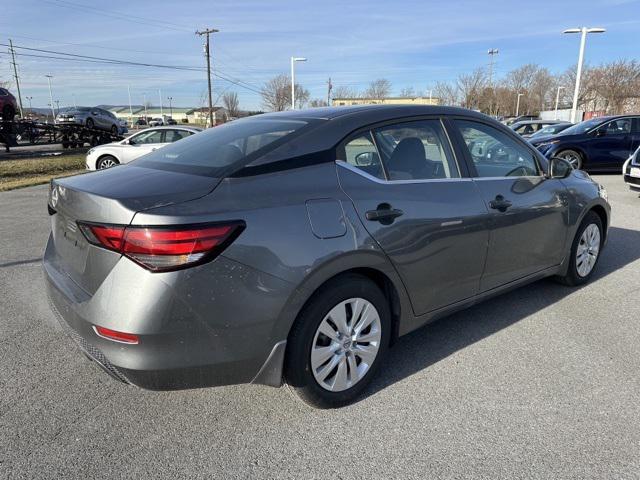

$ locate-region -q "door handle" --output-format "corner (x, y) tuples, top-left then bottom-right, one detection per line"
(366, 204), (404, 224)
(489, 195), (512, 212)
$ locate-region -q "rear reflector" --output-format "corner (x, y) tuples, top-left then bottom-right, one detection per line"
(93, 326), (139, 344)
(78, 221), (244, 272)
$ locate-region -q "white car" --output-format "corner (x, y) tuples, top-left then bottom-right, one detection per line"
(85, 126), (202, 170)
(622, 145), (640, 191)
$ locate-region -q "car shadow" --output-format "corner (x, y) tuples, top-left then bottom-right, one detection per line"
(362, 226), (640, 400)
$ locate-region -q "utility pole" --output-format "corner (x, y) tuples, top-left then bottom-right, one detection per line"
(196, 27), (219, 127)
(45, 74), (55, 122)
(327, 77), (333, 106)
(9, 39), (24, 118)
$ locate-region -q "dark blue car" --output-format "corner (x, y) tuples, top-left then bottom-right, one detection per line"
(530, 115), (640, 171)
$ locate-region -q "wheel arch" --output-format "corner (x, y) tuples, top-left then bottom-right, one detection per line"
(96, 152), (120, 165)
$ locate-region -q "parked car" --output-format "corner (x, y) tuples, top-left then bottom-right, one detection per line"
(148, 118), (164, 127)
(135, 118), (147, 126)
(505, 115), (538, 126)
(622, 144), (640, 191)
(528, 122), (574, 140)
(0, 87), (18, 121)
(56, 107), (121, 135)
(86, 126), (201, 169)
(45, 105), (610, 408)
(511, 120), (570, 138)
(530, 115), (640, 171)
(166, 117), (178, 125)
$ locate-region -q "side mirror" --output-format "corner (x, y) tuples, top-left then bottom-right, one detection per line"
(548, 157), (573, 179)
(354, 151), (377, 166)
(595, 128), (606, 137)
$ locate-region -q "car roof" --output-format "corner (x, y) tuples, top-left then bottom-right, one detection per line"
(135, 125), (202, 132)
(250, 104), (491, 123)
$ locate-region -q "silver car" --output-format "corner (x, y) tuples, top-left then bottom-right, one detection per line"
(56, 107), (121, 135)
(44, 106), (610, 408)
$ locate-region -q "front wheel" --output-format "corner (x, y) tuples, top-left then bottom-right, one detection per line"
(85, 118), (94, 129)
(97, 155), (119, 169)
(557, 211), (603, 286)
(557, 149), (583, 170)
(284, 275), (390, 408)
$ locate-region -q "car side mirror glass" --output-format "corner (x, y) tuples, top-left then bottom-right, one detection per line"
(548, 157), (573, 179)
(354, 151), (378, 166)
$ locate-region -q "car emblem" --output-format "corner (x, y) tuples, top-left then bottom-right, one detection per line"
(50, 186), (59, 208)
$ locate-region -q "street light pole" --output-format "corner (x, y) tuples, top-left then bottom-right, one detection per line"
(168, 97), (173, 117)
(554, 86), (565, 120)
(143, 93), (148, 121)
(26, 96), (33, 117)
(515, 93), (524, 117)
(45, 74), (55, 121)
(563, 27), (605, 123)
(290, 56), (307, 110)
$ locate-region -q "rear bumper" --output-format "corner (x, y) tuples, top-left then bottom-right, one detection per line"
(43, 234), (294, 390)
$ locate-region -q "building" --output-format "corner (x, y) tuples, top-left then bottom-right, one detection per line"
(332, 96), (439, 106)
(106, 106), (227, 125)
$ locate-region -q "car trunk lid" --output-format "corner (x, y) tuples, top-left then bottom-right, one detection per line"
(48, 165), (220, 293)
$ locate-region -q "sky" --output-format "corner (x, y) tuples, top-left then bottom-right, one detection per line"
(2, 0), (640, 111)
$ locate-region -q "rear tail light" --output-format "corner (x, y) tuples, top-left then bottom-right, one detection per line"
(78, 221), (244, 272)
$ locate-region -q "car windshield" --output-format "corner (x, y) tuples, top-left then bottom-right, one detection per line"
(557, 118), (607, 136)
(134, 118), (315, 177)
(530, 124), (569, 138)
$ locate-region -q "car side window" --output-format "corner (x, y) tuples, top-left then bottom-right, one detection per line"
(342, 133), (385, 180)
(164, 130), (191, 143)
(632, 118), (640, 133)
(456, 120), (540, 178)
(604, 118), (631, 134)
(372, 120), (460, 180)
(131, 130), (163, 145)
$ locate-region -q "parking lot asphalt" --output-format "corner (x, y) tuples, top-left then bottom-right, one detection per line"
(1, 175), (639, 479)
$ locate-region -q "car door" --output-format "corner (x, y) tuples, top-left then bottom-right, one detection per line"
(122, 129), (165, 163)
(452, 118), (569, 292)
(630, 117), (640, 154)
(336, 118), (489, 316)
(587, 118), (633, 169)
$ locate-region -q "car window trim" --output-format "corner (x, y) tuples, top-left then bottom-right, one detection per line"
(336, 160), (474, 185)
(449, 116), (546, 178)
(335, 115), (466, 182)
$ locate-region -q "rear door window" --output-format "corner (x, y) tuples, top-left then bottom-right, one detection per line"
(372, 120), (460, 180)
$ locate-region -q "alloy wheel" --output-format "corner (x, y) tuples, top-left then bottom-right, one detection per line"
(560, 151), (582, 169)
(310, 298), (382, 392)
(98, 157), (117, 169)
(576, 223), (600, 277)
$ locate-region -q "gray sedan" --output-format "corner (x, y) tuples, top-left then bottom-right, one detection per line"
(56, 107), (121, 135)
(44, 105), (610, 408)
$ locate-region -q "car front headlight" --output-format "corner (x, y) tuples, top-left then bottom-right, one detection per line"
(598, 184), (608, 201)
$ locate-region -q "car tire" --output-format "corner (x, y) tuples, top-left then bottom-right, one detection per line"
(110, 125), (118, 136)
(557, 149), (583, 170)
(556, 211), (603, 286)
(96, 155), (119, 169)
(284, 274), (390, 409)
(86, 118), (95, 129)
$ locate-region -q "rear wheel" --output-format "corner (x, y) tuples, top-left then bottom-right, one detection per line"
(110, 124), (118, 136)
(557, 211), (603, 286)
(85, 118), (95, 129)
(97, 155), (119, 169)
(557, 149), (583, 170)
(284, 275), (390, 408)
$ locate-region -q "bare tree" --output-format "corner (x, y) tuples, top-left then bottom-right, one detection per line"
(457, 67), (487, 109)
(593, 59), (640, 114)
(309, 99), (328, 108)
(433, 81), (458, 106)
(332, 85), (359, 99)
(399, 86), (416, 97)
(222, 91), (240, 117)
(260, 74), (310, 111)
(260, 74), (291, 111)
(365, 78), (392, 101)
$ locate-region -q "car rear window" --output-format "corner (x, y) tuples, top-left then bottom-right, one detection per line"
(134, 118), (312, 177)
